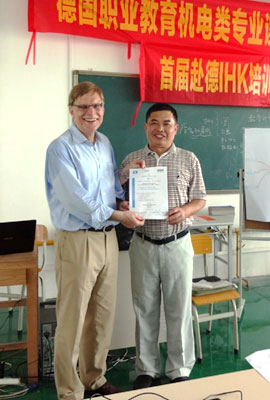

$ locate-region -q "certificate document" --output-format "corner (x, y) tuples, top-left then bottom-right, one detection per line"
(129, 167), (168, 219)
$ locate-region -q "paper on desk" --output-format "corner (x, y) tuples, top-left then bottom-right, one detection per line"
(246, 349), (270, 382)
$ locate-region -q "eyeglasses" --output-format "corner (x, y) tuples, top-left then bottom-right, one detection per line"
(72, 102), (104, 111)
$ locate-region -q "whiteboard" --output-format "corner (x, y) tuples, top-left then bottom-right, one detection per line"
(244, 128), (270, 222)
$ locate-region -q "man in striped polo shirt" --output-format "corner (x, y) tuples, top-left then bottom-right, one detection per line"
(121, 103), (206, 389)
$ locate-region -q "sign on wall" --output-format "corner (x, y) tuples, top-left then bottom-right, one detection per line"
(140, 42), (270, 107)
(28, 0), (270, 107)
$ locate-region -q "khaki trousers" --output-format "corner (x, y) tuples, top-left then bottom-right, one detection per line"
(54, 229), (118, 400)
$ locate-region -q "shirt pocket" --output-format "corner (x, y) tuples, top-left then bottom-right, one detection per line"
(169, 170), (190, 191)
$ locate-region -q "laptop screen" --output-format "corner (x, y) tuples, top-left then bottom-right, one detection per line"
(0, 220), (37, 255)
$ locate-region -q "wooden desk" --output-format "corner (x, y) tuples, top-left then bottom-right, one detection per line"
(0, 249), (38, 382)
(99, 369), (270, 400)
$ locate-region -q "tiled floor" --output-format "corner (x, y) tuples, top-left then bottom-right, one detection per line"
(0, 276), (270, 399)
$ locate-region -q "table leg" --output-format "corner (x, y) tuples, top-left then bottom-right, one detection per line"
(228, 225), (232, 282)
(26, 267), (38, 382)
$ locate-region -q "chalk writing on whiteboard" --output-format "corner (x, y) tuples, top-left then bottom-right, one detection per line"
(220, 116), (231, 136)
(247, 112), (270, 124)
(179, 118), (214, 139)
(179, 121), (213, 138)
(220, 137), (240, 151)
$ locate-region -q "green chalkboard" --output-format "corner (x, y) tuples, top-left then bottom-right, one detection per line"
(74, 71), (270, 191)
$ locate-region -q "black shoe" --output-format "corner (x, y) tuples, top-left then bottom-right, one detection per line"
(84, 381), (122, 398)
(171, 376), (189, 383)
(133, 374), (154, 390)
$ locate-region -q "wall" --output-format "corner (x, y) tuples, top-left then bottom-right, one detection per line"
(1, 0), (270, 349)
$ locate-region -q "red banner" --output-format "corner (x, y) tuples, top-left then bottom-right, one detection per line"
(140, 42), (270, 107)
(29, 0), (270, 53)
(28, 0), (270, 108)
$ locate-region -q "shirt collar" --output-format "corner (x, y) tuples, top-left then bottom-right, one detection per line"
(144, 142), (176, 157)
(70, 123), (101, 145)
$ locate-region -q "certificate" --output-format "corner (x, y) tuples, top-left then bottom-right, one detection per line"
(129, 166), (168, 219)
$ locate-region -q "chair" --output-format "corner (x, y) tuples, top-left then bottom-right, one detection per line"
(191, 233), (240, 363)
(33, 224), (49, 301)
(191, 234), (212, 276)
(16, 224), (49, 332)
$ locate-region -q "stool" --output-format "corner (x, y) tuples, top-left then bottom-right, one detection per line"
(192, 289), (240, 363)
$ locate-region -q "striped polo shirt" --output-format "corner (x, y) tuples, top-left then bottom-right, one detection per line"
(122, 143), (206, 240)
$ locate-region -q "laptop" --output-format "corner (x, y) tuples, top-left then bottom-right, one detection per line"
(0, 220), (37, 255)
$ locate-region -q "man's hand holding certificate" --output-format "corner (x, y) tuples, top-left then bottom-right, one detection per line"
(129, 167), (168, 219)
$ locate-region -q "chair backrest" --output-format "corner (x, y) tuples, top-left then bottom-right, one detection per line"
(35, 225), (49, 272)
(191, 234), (212, 255)
(35, 225), (48, 246)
